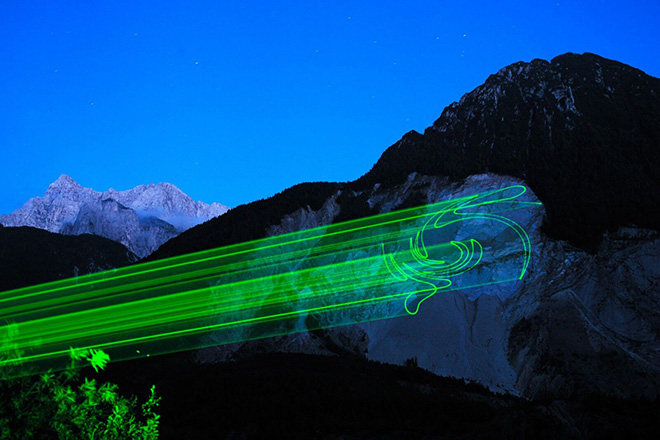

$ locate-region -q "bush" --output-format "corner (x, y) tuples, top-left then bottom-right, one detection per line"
(0, 348), (160, 439)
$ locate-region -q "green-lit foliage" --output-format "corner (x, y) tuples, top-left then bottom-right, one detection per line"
(0, 349), (160, 439)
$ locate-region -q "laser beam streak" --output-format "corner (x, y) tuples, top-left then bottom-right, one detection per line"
(0, 185), (540, 378)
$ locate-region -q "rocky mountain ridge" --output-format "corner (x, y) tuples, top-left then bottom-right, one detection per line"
(151, 53), (660, 401)
(0, 175), (229, 257)
(357, 52), (660, 251)
(192, 172), (660, 400)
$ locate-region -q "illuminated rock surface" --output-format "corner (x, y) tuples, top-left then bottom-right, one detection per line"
(173, 53), (660, 400)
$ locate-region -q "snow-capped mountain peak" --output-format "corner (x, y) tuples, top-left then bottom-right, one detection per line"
(44, 174), (95, 206)
(0, 176), (229, 257)
(47, 174), (82, 193)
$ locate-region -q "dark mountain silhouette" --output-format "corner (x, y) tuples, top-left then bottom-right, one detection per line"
(148, 182), (341, 259)
(0, 226), (137, 292)
(356, 53), (660, 251)
(2, 53), (660, 439)
(151, 52), (660, 260)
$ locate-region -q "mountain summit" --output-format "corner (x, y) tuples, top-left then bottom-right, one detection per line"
(357, 52), (660, 250)
(47, 174), (82, 192)
(0, 175), (229, 257)
(148, 53), (660, 401)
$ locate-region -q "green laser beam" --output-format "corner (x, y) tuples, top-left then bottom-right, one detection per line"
(0, 185), (541, 379)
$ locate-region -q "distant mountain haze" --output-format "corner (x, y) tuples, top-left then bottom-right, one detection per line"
(0, 175), (229, 257)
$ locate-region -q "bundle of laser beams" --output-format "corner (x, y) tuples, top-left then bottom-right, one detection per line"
(0, 185), (540, 378)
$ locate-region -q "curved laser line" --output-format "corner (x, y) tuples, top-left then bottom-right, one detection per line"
(382, 185), (534, 314)
(0, 186), (541, 379)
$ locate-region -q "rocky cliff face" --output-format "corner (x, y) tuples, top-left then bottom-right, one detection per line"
(0, 175), (229, 257)
(506, 226), (660, 400)
(156, 53), (660, 401)
(231, 172), (660, 399)
(357, 52), (660, 251)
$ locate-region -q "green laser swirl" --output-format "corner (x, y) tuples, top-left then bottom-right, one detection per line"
(0, 185), (541, 379)
(382, 185), (534, 314)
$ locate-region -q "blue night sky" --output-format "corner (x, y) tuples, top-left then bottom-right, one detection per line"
(1, 1), (659, 214)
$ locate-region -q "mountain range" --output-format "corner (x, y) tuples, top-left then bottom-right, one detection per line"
(149, 52), (660, 402)
(0, 175), (229, 257)
(2, 52), (659, 438)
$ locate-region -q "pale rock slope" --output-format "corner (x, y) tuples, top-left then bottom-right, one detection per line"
(198, 172), (660, 400)
(147, 53), (660, 400)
